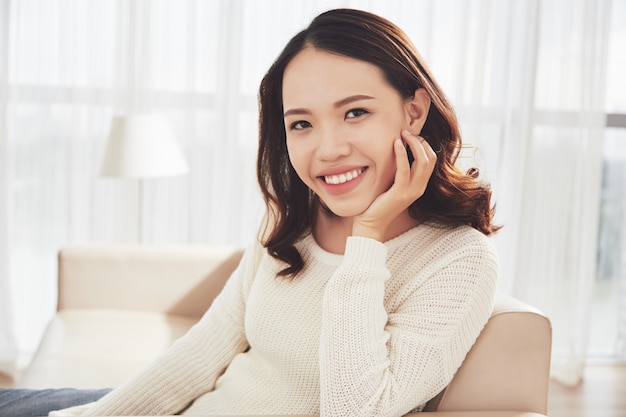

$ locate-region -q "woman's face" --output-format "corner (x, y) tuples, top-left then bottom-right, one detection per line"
(283, 47), (415, 218)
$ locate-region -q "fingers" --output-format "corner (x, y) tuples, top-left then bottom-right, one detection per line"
(393, 138), (411, 181)
(400, 130), (436, 194)
(402, 130), (436, 165)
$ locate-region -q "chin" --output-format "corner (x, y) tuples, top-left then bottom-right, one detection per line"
(320, 200), (370, 219)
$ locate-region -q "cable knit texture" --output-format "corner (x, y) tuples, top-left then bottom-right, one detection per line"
(50, 222), (498, 417)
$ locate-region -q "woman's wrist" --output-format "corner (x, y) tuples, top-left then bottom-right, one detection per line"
(339, 235), (389, 279)
(351, 221), (387, 242)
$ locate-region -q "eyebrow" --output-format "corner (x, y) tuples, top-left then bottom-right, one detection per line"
(283, 94), (375, 117)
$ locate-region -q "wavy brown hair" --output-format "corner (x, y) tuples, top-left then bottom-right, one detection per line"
(257, 8), (500, 277)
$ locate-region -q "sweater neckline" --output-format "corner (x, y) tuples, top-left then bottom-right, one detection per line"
(302, 223), (427, 265)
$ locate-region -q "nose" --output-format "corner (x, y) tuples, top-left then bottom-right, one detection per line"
(316, 126), (351, 161)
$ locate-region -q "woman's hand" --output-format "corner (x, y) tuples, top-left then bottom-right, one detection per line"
(352, 130), (437, 241)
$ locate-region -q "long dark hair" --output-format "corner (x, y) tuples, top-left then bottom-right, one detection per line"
(257, 8), (500, 277)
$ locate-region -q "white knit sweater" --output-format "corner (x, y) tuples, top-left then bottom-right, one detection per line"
(52, 222), (498, 417)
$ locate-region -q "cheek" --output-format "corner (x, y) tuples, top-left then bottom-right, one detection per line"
(360, 128), (400, 165)
(362, 113), (405, 148)
(379, 153), (398, 186)
(362, 128), (401, 184)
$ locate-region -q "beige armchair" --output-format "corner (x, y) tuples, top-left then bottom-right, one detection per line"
(420, 293), (552, 416)
(17, 245), (552, 417)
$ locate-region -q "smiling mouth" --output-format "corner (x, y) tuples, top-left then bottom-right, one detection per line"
(321, 168), (367, 185)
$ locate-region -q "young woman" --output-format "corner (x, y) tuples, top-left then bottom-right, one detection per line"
(1, 8), (499, 417)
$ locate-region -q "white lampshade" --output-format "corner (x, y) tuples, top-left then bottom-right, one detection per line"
(100, 114), (189, 178)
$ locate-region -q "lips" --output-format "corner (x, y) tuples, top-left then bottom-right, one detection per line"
(322, 167), (366, 185)
(316, 166), (368, 196)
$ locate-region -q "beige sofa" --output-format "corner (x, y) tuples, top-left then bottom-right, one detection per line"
(16, 245), (552, 417)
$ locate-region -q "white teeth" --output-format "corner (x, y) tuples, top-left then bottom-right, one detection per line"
(324, 168), (364, 185)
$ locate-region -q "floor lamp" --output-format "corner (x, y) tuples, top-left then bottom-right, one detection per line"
(99, 114), (189, 242)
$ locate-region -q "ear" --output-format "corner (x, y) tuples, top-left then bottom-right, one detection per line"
(404, 88), (431, 135)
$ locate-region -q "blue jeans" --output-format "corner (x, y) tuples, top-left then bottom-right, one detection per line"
(0, 388), (111, 417)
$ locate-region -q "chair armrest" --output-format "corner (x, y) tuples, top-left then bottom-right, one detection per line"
(418, 412), (547, 417)
(57, 245), (243, 318)
(426, 293), (552, 414)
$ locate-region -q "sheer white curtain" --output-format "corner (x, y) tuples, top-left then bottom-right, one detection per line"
(0, 0), (612, 386)
(0, 0), (17, 375)
(511, 0), (611, 384)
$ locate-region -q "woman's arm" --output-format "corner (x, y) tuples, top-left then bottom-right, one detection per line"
(68, 240), (264, 417)
(319, 231), (498, 417)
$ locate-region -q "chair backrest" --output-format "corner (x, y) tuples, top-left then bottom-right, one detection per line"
(57, 244), (244, 317)
(424, 293), (552, 414)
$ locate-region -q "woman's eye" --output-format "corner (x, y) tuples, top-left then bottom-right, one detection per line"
(346, 108), (368, 119)
(290, 120), (312, 130)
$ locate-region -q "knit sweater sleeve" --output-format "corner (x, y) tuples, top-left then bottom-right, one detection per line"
(62, 240), (263, 417)
(319, 232), (498, 417)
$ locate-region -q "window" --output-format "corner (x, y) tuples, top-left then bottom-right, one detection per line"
(590, 0), (626, 360)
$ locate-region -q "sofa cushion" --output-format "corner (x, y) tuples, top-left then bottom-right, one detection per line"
(17, 309), (197, 389)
